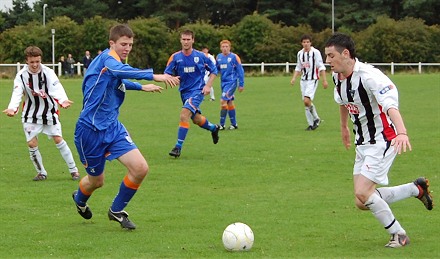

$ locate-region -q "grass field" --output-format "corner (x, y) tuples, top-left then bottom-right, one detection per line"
(0, 74), (439, 258)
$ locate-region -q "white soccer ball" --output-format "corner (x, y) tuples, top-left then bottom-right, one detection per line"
(222, 222), (254, 251)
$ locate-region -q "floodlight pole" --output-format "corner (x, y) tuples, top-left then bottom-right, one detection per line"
(332, 0), (334, 33)
(51, 29), (55, 70)
(43, 4), (48, 27)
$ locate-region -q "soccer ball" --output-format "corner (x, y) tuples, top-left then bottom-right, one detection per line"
(222, 222), (254, 251)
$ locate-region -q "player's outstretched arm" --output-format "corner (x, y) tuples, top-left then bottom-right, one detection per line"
(141, 84), (163, 93)
(153, 74), (180, 89)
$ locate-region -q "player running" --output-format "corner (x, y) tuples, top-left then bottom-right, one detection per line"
(71, 24), (179, 229)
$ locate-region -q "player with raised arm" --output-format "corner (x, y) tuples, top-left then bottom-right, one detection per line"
(71, 24), (179, 229)
(3, 46), (79, 181)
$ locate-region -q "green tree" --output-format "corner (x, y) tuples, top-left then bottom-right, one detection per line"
(356, 16), (433, 63)
(127, 18), (173, 71)
(33, 0), (109, 25)
(44, 16), (80, 61)
(229, 13), (274, 63)
(2, 0), (34, 29)
(402, 0), (440, 25)
(179, 21), (226, 54)
(79, 16), (117, 57)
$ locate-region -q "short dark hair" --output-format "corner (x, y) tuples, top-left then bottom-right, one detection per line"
(300, 34), (312, 42)
(180, 29), (194, 39)
(325, 33), (357, 59)
(109, 24), (134, 42)
(24, 46), (43, 59)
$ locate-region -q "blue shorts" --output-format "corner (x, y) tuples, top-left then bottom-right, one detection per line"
(181, 90), (205, 115)
(221, 81), (238, 101)
(74, 121), (137, 176)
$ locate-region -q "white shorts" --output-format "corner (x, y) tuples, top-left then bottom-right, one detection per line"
(23, 122), (63, 142)
(353, 141), (397, 185)
(300, 80), (318, 100)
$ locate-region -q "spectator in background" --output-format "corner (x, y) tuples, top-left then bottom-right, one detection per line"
(82, 50), (92, 75)
(60, 55), (69, 76)
(66, 53), (75, 77)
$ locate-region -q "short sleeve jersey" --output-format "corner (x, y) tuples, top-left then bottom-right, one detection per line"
(216, 52), (245, 87)
(165, 49), (217, 93)
(333, 59), (399, 145)
(295, 46), (326, 81)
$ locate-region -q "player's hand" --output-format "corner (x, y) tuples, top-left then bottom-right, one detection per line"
(2, 108), (16, 117)
(202, 85), (211, 95)
(60, 100), (73, 109)
(238, 86), (244, 93)
(323, 81), (329, 89)
(341, 126), (351, 150)
(290, 78), (296, 85)
(141, 84), (163, 93)
(391, 134), (412, 154)
(153, 74), (180, 89)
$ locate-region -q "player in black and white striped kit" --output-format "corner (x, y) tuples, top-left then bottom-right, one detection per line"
(325, 33), (433, 248)
(3, 46), (79, 181)
(291, 34), (328, 130)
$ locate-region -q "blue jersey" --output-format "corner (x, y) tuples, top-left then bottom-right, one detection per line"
(78, 48), (154, 130)
(216, 52), (245, 87)
(164, 49), (217, 93)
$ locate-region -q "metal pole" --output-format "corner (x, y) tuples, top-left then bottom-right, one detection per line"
(43, 4), (48, 27)
(52, 29), (55, 70)
(332, 0), (334, 33)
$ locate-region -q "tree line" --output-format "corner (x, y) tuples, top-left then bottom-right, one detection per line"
(2, 0), (439, 33)
(0, 1), (439, 74)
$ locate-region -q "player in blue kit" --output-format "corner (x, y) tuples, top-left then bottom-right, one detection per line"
(216, 40), (245, 130)
(165, 29), (220, 158)
(71, 24), (179, 229)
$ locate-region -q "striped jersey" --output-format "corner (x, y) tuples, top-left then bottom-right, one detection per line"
(165, 49), (217, 93)
(204, 53), (216, 83)
(7, 64), (69, 125)
(295, 46), (326, 81)
(78, 48), (154, 131)
(333, 59), (399, 145)
(216, 52), (245, 87)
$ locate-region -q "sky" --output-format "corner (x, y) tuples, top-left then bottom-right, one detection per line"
(0, 0), (37, 11)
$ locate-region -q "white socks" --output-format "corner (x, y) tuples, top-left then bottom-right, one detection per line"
(365, 192), (405, 235)
(310, 104), (319, 120)
(376, 183), (419, 204)
(56, 140), (78, 173)
(29, 147), (47, 175)
(210, 87), (215, 99)
(305, 106), (314, 126)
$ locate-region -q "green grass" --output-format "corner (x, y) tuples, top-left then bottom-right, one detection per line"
(0, 74), (439, 258)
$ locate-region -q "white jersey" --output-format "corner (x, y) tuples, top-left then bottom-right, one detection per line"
(333, 59), (399, 145)
(7, 64), (69, 125)
(295, 46), (326, 81)
(204, 53), (216, 84)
